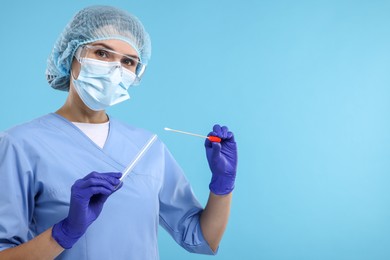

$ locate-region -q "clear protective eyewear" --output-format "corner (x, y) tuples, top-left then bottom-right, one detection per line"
(75, 44), (146, 83)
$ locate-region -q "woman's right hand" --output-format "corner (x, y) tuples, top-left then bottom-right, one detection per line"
(52, 171), (122, 249)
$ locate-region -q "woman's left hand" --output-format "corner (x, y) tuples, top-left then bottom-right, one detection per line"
(205, 124), (238, 195)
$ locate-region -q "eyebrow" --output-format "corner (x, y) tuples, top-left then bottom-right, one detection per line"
(91, 43), (140, 61)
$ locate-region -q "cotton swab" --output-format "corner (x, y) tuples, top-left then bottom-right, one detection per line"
(164, 127), (221, 143)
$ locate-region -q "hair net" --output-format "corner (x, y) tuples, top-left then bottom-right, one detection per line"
(46, 5), (151, 91)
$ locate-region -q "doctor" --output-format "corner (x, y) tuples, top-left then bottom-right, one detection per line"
(0, 5), (237, 259)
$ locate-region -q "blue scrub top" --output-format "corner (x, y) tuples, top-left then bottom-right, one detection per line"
(0, 113), (215, 259)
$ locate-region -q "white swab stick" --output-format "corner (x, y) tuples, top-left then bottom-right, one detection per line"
(164, 127), (208, 139)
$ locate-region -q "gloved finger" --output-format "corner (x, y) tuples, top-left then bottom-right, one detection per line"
(85, 186), (116, 197)
(114, 182), (124, 191)
(221, 126), (228, 139)
(211, 141), (222, 157)
(212, 124), (222, 135)
(205, 131), (217, 147)
(102, 175), (122, 186)
(205, 138), (212, 148)
(71, 186), (115, 202)
(104, 172), (122, 179)
(82, 172), (121, 185)
(78, 177), (120, 190)
(207, 131), (218, 137)
(100, 172), (122, 186)
(82, 171), (101, 180)
(82, 171), (121, 181)
(226, 131), (235, 142)
(103, 172), (122, 179)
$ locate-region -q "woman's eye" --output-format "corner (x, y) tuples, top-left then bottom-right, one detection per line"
(96, 49), (109, 58)
(122, 58), (136, 67)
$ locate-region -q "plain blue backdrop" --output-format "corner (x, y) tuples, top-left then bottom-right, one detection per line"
(1, 1), (390, 259)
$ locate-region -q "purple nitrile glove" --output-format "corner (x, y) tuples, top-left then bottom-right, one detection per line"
(52, 171), (123, 249)
(205, 124), (238, 195)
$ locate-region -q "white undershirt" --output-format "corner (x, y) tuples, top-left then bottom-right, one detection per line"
(72, 121), (110, 149)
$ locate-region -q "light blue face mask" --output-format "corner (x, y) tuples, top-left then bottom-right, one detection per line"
(72, 58), (136, 111)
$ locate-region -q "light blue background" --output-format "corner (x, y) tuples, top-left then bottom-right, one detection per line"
(1, 1), (390, 259)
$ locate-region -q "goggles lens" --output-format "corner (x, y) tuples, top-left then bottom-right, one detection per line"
(75, 45), (146, 83)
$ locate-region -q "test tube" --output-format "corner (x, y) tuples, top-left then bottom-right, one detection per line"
(119, 134), (157, 182)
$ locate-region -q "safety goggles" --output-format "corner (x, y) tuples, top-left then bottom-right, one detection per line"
(75, 44), (146, 83)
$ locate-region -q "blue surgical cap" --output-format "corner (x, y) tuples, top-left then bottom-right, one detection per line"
(46, 5), (151, 91)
